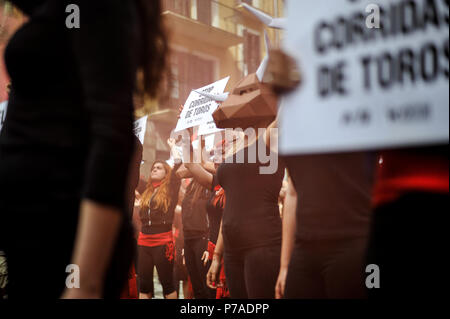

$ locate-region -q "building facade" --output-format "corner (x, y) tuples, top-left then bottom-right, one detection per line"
(141, 0), (285, 179)
(0, 0), (285, 180)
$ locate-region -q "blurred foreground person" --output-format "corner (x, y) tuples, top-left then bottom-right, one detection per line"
(120, 136), (143, 299)
(262, 49), (375, 299)
(0, 0), (168, 298)
(366, 147), (448, 298)
(137, 147), (181, 299)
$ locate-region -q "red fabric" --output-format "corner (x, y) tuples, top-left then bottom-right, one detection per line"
(373, 151), (449, 207)
(212, 186), (225, 208)
(187, 277), (194, 299)
(127, 265), (138, 299)
(207, 241), (215, 261)
(216, 258), (230, 299)
(120, 264), (138, 299)
(152, 181), (163, 189)
(138, 231), (173, 247)
(165, 241), (175, 262)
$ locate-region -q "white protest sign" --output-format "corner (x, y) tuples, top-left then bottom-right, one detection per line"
(198, 119), (223, 136)
(175, 77), (229, 132)
(280, 0), (449, 155)
(0, 101), (7, 132)
(133, 115), (148, 145)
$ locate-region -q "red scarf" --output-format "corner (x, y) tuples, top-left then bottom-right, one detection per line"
(152, 181), (163, 189)
(213, 185), (225, 208)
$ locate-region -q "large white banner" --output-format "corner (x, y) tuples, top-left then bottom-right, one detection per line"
(280, 0), (449, 155)
(175, 77), (229, 132)
(0, 101), (7, 132)
(133, 115), (148, 145)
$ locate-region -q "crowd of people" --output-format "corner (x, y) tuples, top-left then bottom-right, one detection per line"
(0, 0), (447, 300)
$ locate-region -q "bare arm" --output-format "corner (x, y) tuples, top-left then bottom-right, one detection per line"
(207, 221), (224, 289)
(61, 200), (123, 298)
(275, 177), (297, 299)
(280, 177), (297, 270)
(201, 161), (217, 174)
(214, 221), (224, 257)
(184, 162), (214, 190)
(175, 164), (193, 179)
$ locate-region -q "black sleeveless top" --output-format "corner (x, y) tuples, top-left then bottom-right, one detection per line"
(139, 163), (181, 235)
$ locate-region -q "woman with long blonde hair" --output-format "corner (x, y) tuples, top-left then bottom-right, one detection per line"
(137, 144), (181, 299)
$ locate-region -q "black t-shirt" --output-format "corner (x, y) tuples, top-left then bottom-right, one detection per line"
(205, 191), (223, 245)
(213, 139), (284, 252)
(284, 152), (376, 241)
(181, 182), (210, 240)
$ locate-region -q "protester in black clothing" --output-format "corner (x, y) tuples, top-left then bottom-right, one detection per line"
(183, 125), (284, 299)
(0, 0), (168, 298)
(279, 155), (375, 299)
(137, 147), (181, 299)
(181, 180), (215, 299)
(258, 48), (375, 299)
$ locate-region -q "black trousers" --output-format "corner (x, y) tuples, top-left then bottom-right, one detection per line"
(366, 192), (448, 299)
(284, 237), (368, 299)
(224, 244), (281, 299)
(184, 236), (215, 299)
(137, 243), (175, 296)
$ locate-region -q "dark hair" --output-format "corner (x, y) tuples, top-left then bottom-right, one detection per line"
(134, 0), (169, 98)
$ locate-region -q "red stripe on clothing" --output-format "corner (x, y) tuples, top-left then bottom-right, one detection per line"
(138, 231), (173, 247)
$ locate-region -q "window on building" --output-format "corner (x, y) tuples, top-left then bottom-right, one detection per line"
(171, 66), (180, 99)
(160, 50), (215, 109)
(163, 0), (191, 18)
(197, 0), (212, 25)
